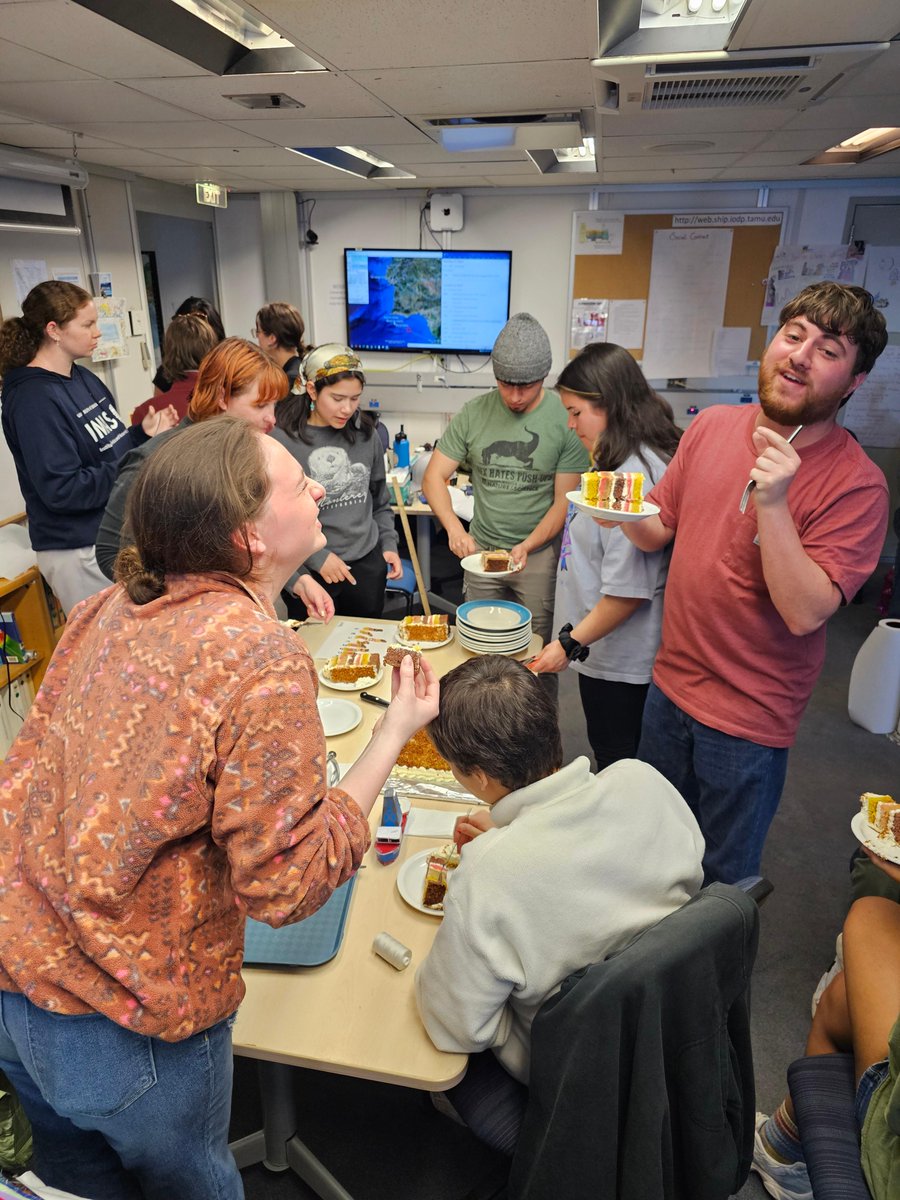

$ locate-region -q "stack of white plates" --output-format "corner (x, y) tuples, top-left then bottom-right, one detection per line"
(456, 600), (533, 656)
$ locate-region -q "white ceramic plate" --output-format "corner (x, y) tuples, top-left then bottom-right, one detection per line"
(396, 624), (454, 650)
(317, 663), (384, 692)
(457, 626), (532, 647)
(851, 810), (900, 866)
(396, 848), (445, 917)
(459, 553), (522, 579)
(316, 698), (362, 737)
(566, 490), (661, 523)
(457, 602), (530, 632)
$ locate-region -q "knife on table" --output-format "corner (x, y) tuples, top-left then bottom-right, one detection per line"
(360, 692), (390, 708)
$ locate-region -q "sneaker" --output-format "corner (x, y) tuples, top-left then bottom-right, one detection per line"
(751, 1114), (813, 1200)
(811, 931), (844, 1017)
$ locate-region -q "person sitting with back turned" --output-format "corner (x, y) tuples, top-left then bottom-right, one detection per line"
(610, 282), (889, 885)
(422, 314), (589, 688)
(0, 417), (439, 1200)
(414, 654), (704, 1155)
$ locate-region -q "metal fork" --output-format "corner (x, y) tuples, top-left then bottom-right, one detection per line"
(738, 424), (803, 513)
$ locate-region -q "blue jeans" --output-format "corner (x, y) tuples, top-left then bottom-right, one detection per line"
(0, 992), (242, 1200)
(637, 683), (788, 884)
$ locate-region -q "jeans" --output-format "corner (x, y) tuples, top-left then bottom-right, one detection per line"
(637, 683), (788, 884)
(0, 992), (242, 1200)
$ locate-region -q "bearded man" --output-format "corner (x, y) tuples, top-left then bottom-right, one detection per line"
(616, 282), (888, 883)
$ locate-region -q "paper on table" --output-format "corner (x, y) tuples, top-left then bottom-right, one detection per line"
(406, 808), (466, 838)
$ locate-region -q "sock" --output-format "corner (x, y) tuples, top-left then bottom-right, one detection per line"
(762, 1101), (804, 1164)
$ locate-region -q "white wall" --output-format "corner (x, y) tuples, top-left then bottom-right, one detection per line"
(215, 195), (266, 342)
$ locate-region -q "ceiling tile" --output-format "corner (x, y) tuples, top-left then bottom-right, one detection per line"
(0, 122), (118, 149)
(0, 38), (97, 82)
(0, 1), (209, 78)
(259, 0), (598, 70)
(349, 61), (593, 116)
(597, 109), (795, 138)
(224, 116), (433, 147)
(782, 96), (900, 132)
(383, 144), (530, 165)
(601, 131), (765, 157)
(727, 0), (900, 51)
(0, 81), (200, 125)
(124, 72), (390, 121)
(602, 153), (741, 172)
(71, 122), (275, 149)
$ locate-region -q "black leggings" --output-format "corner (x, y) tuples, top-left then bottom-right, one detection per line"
(578, 674), (650, 773)
(283, 543), (388, 621)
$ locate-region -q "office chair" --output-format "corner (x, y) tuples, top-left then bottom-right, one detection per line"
(507, 882), (761, 1200)
(385, 558), (417, 616)
(787, 1053), (873, 1200)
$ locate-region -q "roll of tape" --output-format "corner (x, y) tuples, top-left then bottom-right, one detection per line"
(373, 931), (412, 971)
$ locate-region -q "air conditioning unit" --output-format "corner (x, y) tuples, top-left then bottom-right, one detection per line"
(592, 44), (888, 114)
(0, 144), (89, 189)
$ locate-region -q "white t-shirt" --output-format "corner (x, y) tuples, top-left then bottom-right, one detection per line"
(554, 446), (671, 685)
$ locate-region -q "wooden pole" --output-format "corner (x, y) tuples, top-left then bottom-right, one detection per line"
(391, 477), (431, 618)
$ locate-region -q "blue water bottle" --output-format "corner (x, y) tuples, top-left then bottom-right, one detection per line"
(393, 425), (410, 469)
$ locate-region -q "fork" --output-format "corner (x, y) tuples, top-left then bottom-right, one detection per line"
(738, 424), (803, 513)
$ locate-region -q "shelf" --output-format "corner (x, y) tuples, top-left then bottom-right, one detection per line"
(0, 656), (43, 687)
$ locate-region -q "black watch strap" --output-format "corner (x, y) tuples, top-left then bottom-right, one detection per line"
(557, 623), (589, 663)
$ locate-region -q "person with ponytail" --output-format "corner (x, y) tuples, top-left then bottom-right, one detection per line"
(0, 417), (439, 1198)
(273, 343), (402, 620)
(529, 342), (681, 771)
(0, 280), (177, 614)
(254, 301), (309, 390)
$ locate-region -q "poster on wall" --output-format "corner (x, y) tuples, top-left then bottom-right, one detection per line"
(760, 243), (868, 325)
(570, 298), (609, 352)
(572, 211), (625, 255)
(863, 246), (900, 333)
(11, 259), (47, 305)
(845, 344), (900, 447)
(91, 296), (128, 362)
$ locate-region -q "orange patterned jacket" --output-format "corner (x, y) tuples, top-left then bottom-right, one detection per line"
(0, 575), (369, 1041)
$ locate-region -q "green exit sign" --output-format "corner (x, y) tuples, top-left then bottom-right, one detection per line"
(196, 181), (228, 209)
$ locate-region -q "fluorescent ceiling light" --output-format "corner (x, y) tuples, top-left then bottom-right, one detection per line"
(287, 147), (415, 180)
(441, 126), (517, 151)
(170, 0), (293, 48)
(804, 126), (900, 166)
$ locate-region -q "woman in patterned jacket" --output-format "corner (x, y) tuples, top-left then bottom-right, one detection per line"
(0, 417), (438, 1200)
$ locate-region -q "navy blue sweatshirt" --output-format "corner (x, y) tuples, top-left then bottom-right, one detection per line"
(1, 364), (147, 551)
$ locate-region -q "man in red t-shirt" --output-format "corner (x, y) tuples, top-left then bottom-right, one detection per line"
(619, 282), (889, 883)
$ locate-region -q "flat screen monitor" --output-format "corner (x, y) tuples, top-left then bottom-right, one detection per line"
(344, 248), (512, 355)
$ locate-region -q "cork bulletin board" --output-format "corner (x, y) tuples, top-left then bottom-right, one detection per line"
(570, 211), (785, 369)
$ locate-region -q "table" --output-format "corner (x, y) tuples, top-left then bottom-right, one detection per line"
(230, 618), (541, 1198)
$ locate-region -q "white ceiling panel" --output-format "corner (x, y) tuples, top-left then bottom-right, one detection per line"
(71, 122), (275, 149)
(728, 0), (900, 51)
(0, 81), (199, 126)
(0, 38), (97, 82)
(827, 46), (900, 99)
(597, 108), (797, 138)
(753, 129), (847, 154)
(603, 152), (741, 172)
(258, 0), (598, 71)
(125, 72), (391, 122)
(384, 144), (530, 165)
(223, 117), (434, 147)
(0, 1), (209, 78)
(782, 97), (900, 132)
(172, 146), (326, 168)
(601, 167), (731, 183)
(601, 131), (766, 157)
(0, 122), (118, 148)
(48, 147), (196, 169)
(349, 61), (593, 116)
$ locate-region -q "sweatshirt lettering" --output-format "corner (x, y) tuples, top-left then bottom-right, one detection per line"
(84, 408), (123, 443)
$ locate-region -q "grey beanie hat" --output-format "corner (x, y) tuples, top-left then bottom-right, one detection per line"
(491, 312), (552, 384)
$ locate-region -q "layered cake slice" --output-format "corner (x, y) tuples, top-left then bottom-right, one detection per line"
(580, 470), (644, 513)
(481, 550), (512, 572)
(859, 791), (899, 851)
(323, 651), (381, 684)
(399, 614), (449, 642)
(422, 843), (461, 911)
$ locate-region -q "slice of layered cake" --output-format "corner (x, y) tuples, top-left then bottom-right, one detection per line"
(580, 470), (644, 513)
(859, 791), (899, 851)
(399, 614), (449, 642)
(481, 550), (511, 572)
(422, 843), (461, 911)
(323, 651), (381, 684)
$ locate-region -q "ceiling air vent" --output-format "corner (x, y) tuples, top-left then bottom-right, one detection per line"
(643, 57), (814, 109)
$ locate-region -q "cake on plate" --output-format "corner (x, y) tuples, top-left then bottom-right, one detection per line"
(397, 727), (450, 771)
(385, 645), (421, 673)
(399, 614), (449, 642)
(580, 470), (644, 513)
(422, 843), (461, 911)
(859, 791), (900, 847)
(323, 651), (380, 684)
(481, 550), (511, 573)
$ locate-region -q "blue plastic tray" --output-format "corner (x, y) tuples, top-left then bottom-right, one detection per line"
(243, 875), (357, 967)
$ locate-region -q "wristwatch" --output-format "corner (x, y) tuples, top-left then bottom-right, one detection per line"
(557, 623), (589, 663)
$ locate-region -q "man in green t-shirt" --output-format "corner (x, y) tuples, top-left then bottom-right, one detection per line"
(423, 313), (588, 675)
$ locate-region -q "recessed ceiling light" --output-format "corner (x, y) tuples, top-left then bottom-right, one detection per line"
(804, 126), (900, 166)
